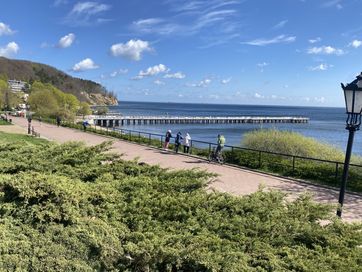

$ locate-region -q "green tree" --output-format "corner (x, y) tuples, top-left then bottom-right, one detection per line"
(78, 102), (91, 117)
(28, 89), (59, 117)
(28, 81), (81, 120)
(95, 106), (108, 115)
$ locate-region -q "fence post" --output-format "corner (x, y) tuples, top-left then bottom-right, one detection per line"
(190, 140), (193, 154)
(129, 130), (131, 141)
(292, 156), (296, 171)
(138, 132), (141, 142)
(208, 143), (211, 155)
(335, 162), (339, 181)
(149, 133), (151, 145)
(161, 135), (163, 148)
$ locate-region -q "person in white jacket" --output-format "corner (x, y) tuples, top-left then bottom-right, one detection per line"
(183, 133), (191, 153)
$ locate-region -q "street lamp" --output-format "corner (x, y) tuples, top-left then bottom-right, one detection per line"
(337, 73), (362, 217)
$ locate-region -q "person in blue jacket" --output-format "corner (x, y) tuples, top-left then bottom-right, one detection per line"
(174, 131), (183, 153)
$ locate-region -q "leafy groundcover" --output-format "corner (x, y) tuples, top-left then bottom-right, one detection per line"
(0, 139), (361, 271)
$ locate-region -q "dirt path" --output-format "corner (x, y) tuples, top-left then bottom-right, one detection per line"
(11, 117), (362, 222)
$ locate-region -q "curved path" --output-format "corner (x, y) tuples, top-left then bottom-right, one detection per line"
(9, 117), (362, 222)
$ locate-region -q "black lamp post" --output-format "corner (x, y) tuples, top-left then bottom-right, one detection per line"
(337, 73), (362, 217)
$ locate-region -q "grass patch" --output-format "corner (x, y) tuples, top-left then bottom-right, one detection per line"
(0, 131), (48, 145)
(0, 119), (11, 125)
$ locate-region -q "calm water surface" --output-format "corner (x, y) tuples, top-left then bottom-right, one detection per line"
(108, 101), (362, 156)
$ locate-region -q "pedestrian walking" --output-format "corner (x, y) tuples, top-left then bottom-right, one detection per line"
(164, 129), (172, 150)
(174, 131), (183, 153)
(183, 133), (191, 153)
(82, 120), (88, 131)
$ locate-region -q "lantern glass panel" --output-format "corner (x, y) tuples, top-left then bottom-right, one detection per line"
(344, 89), (354, 113)
(354, 90), (362, 114)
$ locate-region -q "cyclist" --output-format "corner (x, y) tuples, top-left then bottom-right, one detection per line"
(216, 134), (225, 156)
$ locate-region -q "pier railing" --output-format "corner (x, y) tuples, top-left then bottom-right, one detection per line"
(48, 118), (362, 193)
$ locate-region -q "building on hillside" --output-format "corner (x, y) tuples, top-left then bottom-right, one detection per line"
(8, 79), (29, 92)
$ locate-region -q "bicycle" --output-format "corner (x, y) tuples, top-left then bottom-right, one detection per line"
(208, 147), (224, 164)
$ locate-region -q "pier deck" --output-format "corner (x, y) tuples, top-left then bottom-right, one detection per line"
(91, 115), (309, 127)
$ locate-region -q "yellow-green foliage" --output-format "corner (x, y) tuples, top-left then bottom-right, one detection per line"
(0, 79), (21, 110)
(78, 101), (91, 117)
(0, 134), (361, 271)
(28, 81), (80, 120)
(242, 129), (362, 163)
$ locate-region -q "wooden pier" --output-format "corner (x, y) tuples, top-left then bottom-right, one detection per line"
(90, 115), (309, 127)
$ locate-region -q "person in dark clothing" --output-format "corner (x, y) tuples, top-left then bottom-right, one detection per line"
(27, 115), (32, 134)
(174, 131), (183, 153)
(164, 130), (172, 150)
(56, 116), (61, 127)
(82, 120), (88, 131)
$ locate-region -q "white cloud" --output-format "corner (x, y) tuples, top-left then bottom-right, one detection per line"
(0, 22), (15, 36)
(257, 62), (269, 72)
(134, 64), (169, 79)
(0, 42), (19, 57)
(242, 35), (296, 46)
(131, 1), (240, 40)
(273, 20), (288, 29)
(189, 78), (212, 88)
(58, 33), (76, 48)
(154, 80), (165, 85)
(322, 0), (343, 9)
(314, 96), (326, 103)
(307, 46), (344, 55)
(53, 0), (68, 6)
(221, 77), (232, 84)
(65, 2), (111, 26)
(72, 58), (99, 72)
(309, 37), (321, 44)
(254, 92), (264, 99)
(349, 40), (362, 48)
(131, 18), (179, 35)
(110, 39), (152, 61)
(164, 72), (186, 79)
(110, 68), (128, 78)
(309, 63), (333, 71)
(71, 2), (110, 15)
(209, 94), (220, 100)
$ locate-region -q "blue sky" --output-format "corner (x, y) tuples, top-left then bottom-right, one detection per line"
(0, 0), (361, 106)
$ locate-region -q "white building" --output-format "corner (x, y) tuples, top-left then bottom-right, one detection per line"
(8, 79), (28, 92)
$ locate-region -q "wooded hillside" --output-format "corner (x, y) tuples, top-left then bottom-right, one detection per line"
(0, 57), (117, 106)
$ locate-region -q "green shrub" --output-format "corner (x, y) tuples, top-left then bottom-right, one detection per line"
(0, 134), (361, 271)
(242, 129), (362, 164)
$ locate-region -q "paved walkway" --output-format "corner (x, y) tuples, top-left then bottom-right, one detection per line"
(9, 117), (362, 222)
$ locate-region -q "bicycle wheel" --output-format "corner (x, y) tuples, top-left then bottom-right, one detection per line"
(218, 154), (224, 164)
(208, 152), (213, 162)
